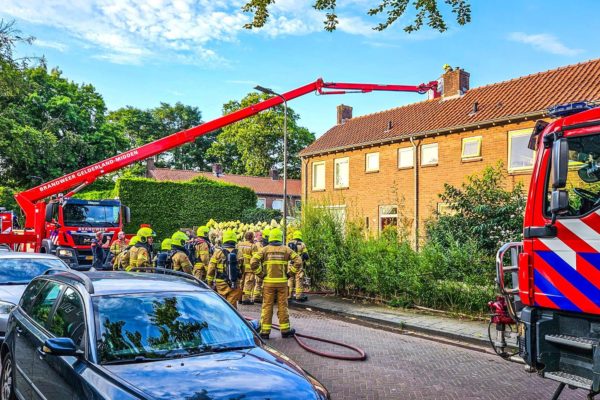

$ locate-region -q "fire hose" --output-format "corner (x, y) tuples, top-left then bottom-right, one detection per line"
(245, 317), (367, 361)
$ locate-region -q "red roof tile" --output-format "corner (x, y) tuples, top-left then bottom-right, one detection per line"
(147, 168), (301, 197)
(300, 59), (600, 157)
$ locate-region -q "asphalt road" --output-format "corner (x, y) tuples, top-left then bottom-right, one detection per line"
(240, 304), (584, 400)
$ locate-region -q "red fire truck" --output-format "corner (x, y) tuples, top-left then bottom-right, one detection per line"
(0, 78), (439, 270)
(492, 103), (600, 399)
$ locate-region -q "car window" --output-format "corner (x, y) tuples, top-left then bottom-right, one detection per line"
(0, 258), (67, 284)
(29, 281), (64, 328)
(94, 292), (256, 363)
(49, 287), (85, 349)
(20, 280), (48, 314)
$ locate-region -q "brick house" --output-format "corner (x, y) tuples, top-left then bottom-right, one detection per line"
(147, 164), (301, 214)
(299, 59), (600, 243)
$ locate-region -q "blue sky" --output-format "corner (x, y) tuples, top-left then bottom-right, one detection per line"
(2, 0), (599, 137)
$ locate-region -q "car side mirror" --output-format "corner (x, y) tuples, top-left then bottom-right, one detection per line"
(122, 206), (131, 224)
(249, 319), (260, 332)
(552, 138), (569, 189)
(42, 338), (82, 357)
(550, 190), (570, 215)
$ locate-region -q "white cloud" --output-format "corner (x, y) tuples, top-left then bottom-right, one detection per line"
(2, 0), (375, 65)
(508, 32), (583, 56)
(32, 39), (68, 52)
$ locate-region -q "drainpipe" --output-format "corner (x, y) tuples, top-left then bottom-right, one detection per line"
(303, 158), (309, 204)
(409, 136), (419, 251)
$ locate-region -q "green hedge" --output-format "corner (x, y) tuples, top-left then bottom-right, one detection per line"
(241, 207), (282, 224)
(116, 177), (256, 239)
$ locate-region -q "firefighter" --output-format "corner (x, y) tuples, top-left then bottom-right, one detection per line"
(170, 231), (193, 274)
(109, 231), (128, 268)
(91, 231), (110, 270)
(132, 227), (156, 270)
(251, 229), (267, 303)
(250, 227), (302, 339)
(288, 230), (309, 302)
(238, 231), (255, 305)
(193, 225), (212, 281)
(155, 238), (172, 269)
(207, 229), (242, 308)
(116, 236), (137, 270)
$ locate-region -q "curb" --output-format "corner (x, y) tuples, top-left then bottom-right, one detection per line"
(289, 298), (491, 348)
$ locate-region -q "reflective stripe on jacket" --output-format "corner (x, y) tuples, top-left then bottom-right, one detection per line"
(250, 244), (301, 287)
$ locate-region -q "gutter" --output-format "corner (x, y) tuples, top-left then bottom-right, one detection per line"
(299, 110), (547, 159)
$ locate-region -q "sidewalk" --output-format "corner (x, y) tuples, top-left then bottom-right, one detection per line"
(290, 294), (502, 348)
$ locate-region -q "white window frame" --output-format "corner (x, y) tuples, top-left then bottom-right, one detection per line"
(365, 152), (380, 172)
(256, 198), (266, 209)
(461, 136), (482, 160)
(379, 205), (398, 233)
(271, 199), (283, 211)
(421, 143), (438, 166)
(508, 129), (535, 172)
(398, 147), (414, 169)
(334, 157), (350, 189)
(312, 161), (326, 191)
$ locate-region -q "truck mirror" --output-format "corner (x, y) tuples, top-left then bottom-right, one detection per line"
(44, 204), (54, 223)
(123, 206), (131, 224)
(552, 138), (569, 189)
(550, 190), (569, 215)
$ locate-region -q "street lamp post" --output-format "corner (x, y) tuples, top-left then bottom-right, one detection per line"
(255, 85), (288, 244)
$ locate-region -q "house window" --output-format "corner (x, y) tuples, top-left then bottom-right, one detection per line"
(312, 161), (326, 190)
(365, 152), (379, 172)
(508, 129), (535, 171)
(334, 157), (349, 189)
(295, 200), (302, 211)
(257, 198), (266, 209)
(379, 205), (398, 232)
(398, 147), (414, 169)
(272, 199), (283, 211)
(462, 136), (482, 160)
(421, 143), (438, 166)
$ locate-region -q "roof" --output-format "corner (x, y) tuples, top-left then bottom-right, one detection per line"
(147, 168), (302, 197)
(0, 252), (64, 260)
(81, 271), (209, 296)
(300, 58), (600, 157)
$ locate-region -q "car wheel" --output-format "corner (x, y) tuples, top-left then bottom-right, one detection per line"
(1, 353), (15, 400)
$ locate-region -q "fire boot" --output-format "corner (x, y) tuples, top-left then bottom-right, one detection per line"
(295, 295), (308, 302)
(281, 328), (296, 338)
(260, 332), (270, 340)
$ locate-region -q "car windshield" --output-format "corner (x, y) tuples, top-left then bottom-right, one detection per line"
(0, 258), (67, 284)
(63, 204), (119, 227)
(94, 291), (256, 364)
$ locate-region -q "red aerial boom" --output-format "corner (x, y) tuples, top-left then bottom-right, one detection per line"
(3, 78), (438, 262)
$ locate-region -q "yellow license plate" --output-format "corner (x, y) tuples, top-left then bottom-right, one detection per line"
(86, 256), (93, 260)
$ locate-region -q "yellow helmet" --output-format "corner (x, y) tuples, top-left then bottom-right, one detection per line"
(269, 228), (283, 243)
(137, 227), (156, 242)
(128, 236), (140, 246)
(196, 225), (209, 237)
(222, 229), (237, 244)
(161, 238), (172, 251)
(292, 230), (302, 240)
(262, 228), (271, 240)
(171, 231), (189, 247)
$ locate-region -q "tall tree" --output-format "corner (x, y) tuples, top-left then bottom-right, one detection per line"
(207, 92), (315, 179)
(242, 0), (471, 33)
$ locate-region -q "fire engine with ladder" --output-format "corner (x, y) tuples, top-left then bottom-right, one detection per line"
(491, 102), (600, 399)
(0, 78), (439, 270)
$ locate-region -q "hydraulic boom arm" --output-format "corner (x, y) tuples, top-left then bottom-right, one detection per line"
(15, 78), (439, 227)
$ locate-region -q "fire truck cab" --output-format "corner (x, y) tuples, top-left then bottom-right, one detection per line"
(497, 104), (600, 396)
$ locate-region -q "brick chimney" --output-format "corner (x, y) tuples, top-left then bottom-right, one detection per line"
(337, 104), (353, 125)
(441, 67), (470, 99)
(269, 168), (279, 180)
(145, 157), (155, 178)
(212, 163), (223, 177)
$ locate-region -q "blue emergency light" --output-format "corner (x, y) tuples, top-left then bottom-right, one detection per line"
(547, 101), (595, 118)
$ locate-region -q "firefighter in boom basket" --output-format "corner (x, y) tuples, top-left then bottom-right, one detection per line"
(238, 231), (255, 305)
(193, 225), (212, 281)
(288, 230), (309, 302)
(170, 231), (193, 274)
(207, 229), (242, 308)
(251, 227), (302, 339)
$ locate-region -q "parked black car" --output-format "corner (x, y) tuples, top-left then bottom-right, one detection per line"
(0, 270), (329, 400)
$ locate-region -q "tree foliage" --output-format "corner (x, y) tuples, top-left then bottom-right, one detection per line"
(207, 92), (315, 178)
(242, 0), (471, 33)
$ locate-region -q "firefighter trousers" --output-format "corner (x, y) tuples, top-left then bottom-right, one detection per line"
(215, 281), (242, 309)
(288, 269), (305, 299)
(260, 285), (291, 335)
(253, 275), (263, 302)
(193, 263), (207, 282)
(241, 272), (255, 302)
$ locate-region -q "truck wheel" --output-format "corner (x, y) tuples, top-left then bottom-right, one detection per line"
(1, 352), (16, 400)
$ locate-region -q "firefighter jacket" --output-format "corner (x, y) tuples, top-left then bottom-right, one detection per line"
(207, 245), (241, 286)
(110, 240), (127, 256)
(126, 245), (140, 271)
(113, 246), (131, 269)
(288, 239), (309, 264)
(251, 243), (302, 288)
(194, 238), (211, 267)
(237, 241), (254, 273)
(134, 243), (153, 269)
(171, 248), (193, 274)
